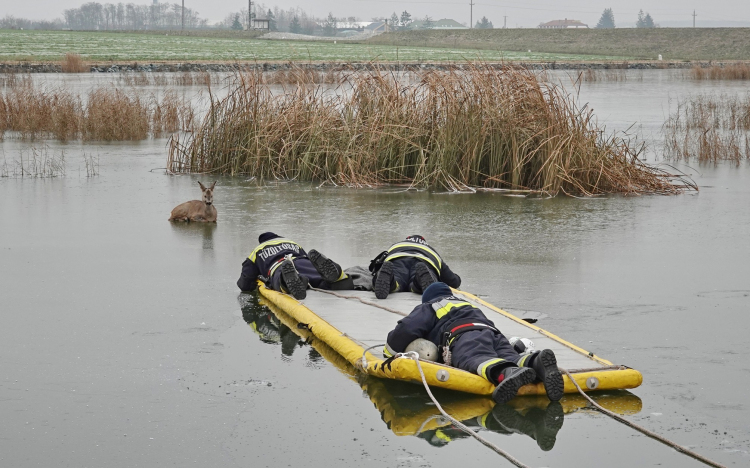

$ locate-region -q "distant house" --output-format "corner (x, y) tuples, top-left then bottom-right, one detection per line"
(409, 18), (469, 30)
(249, 18), (270, 30)
(366, 21), (387, 33)
(338, 21), (370, 30)
(538, 19), (588, 29)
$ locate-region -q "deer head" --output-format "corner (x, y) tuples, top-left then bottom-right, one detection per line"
(198, 181), (216, 206)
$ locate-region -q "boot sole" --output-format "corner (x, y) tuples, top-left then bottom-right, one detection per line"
(543, 401), (565, 432)
(492, 367), (536, 405)
(374, 261), (394, 299)
(536, 402), (564, 451)
(538, 349), (564, 402)
(280, 260), (307, 300)
(491, 404), (536, 435)
(414, 262), (437, 292)
(308, 249), (341, 283)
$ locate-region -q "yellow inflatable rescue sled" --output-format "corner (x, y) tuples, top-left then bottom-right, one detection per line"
(257, 284), (642, 398)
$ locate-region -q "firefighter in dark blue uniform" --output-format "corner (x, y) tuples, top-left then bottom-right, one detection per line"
(370, 235), (461, 300)
(383, 282), (564, 404)
(236, 232), (353, 300)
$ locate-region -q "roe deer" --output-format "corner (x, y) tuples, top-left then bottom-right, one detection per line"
(169, 181), (218, 222)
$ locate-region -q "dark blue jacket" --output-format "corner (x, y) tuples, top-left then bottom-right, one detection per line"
(237, 237), (308, 291)
(384, 295), (495, 359)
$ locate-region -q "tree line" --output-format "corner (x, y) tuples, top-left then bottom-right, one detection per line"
(0, 2), (658, 33)
(596, 8), (657, 28)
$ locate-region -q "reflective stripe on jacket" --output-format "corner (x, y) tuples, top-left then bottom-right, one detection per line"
(385, 240), (443, 274)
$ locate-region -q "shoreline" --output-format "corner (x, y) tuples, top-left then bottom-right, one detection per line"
(1, 60), (747, 74)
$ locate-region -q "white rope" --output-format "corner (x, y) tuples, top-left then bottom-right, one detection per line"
(561, 368), (727, 468)
(402, 351), (533, 468)
(310, 287), (408, 316)
(312, 289), (725, 467)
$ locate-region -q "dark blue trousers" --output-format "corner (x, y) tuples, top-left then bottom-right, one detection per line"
(451, 329), (521, 382)
(270, 258), (326, 291)
(391, 257), (433, 294)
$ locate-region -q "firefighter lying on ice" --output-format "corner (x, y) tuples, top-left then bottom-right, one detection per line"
(383, 282), (564, 404)
(236, 232), (353, 300)
(370, 235), (461, 299)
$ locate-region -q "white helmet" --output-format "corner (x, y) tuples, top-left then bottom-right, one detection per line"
(509, 337), (535, 354)
(405, 338), (439, 362)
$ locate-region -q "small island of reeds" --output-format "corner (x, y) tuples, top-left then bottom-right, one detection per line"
(167, 65), (694, 196)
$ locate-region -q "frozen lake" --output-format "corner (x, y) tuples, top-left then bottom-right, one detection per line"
(1, 70), (748, 467)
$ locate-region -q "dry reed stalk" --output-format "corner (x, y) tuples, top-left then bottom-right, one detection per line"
(173, 71), (196, 86)
(151, 90), (195, 136)
(0, 72), (32, 88)
(0, 94), (7, 138)
(60, 53), (88, 73)
(168, 65), (693, 195)
(115, 72), (219, 88)
(663, 93), (750, 163)
(689, 63), (750, 80)
(1, 80), (195, 140)
(579, 68), (633, 82)
(1, 145), (66, 178)
(84, 88), (150, 140)
(1, 83), (82, 140)
(262, 67), (341, 85)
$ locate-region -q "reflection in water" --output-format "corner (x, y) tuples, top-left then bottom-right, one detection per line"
(362, 377), (564, 450)
(240, 293), (642, 452)
(239, 293), (305, 357)
(169, 221), (216, 250)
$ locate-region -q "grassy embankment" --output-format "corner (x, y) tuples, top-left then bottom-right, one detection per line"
(0, 29), (627, 63)
(366, 28), (750, 61)
(167, 66), (694, 196)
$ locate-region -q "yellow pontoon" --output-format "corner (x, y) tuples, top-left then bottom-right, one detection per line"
(258, 283), (642, 397)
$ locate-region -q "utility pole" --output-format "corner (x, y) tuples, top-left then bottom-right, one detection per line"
(248, 0), (252, 30)
(503, 15), (507, 29)
(692, 10), (697, 28)
(470, 0), (474, 28)
(181, 0), (184, 30)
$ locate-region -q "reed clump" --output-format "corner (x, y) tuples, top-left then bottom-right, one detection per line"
(1, 72), (33, 88)
(152, 89), (195, 137)
(664, 93), (750, 164)
(60, 53), (88, 73)
(262, 68), (342, 85)
(1, 145), (66, 178)
(0, 82), (195, 140)
(1, 83), (82, 140)
(116, 71), (219, 87)
(578, 68), (639, 82)
(168, 65), (692, 195)
(84, 88), (150, 140)
(689, 63), (750, 80)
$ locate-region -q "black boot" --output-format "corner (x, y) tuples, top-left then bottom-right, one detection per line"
(491, 366), (536, 404)
(373, 261), (394, 299)
(529, 349), (564, 402)
(280, 259), (308, 300)
(308, 249), (343, 283)
(414, 261), (438, 292)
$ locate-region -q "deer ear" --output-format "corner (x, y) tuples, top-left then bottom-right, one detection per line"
(210, 181), (217, 190)
(197, 181), (206, 190)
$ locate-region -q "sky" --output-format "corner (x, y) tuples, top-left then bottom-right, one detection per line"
(5, 0), (750, 28)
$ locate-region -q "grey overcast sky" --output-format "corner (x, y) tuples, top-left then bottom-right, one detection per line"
(5, 1), (750, 28)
